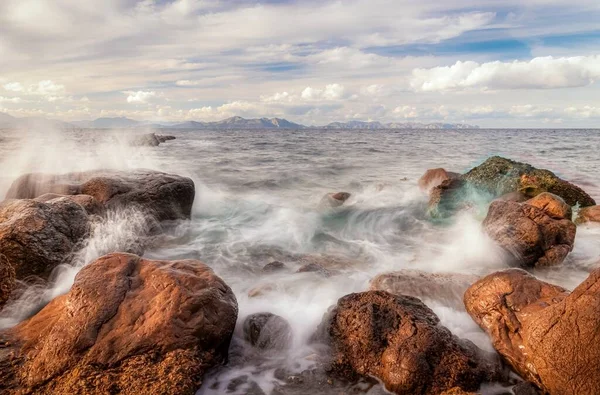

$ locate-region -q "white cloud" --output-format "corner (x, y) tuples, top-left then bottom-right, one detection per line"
(124, 90), (157, 104)
(3, 82), (23, 92)
(564, 106), (600, 118)
(410, 56), (600, 92)
(393, 106), (419, 118)
(30, 80), (65, 96)
(509, 104), (554, 117)
(301, 84), (346, 100)
(0, 96), (23, 103)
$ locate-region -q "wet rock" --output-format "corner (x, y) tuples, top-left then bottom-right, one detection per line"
(464, 268), (600, 394)
(156, 134), (176, 143)
(428, 178), (471, 217)
(0, 254), (15, 308)
(369, 270), (479, 310)
(318, 192), (351, 209)
(525, 192), (572, 220)
(317, 291), (505, 395)
(6, 169), (195, 222)
(494, 191), (529, 203)
(0, 252), (238, 395)
(34, 193), (104, 215)
(262, 261), (286, 273)
(462, 156), (595, 207)
(575, 205), (600, 224)
(512, 382), (542, 395)
(243, 312), (292, 350)
(483, 199), (576, 268)
(439, 388), (478, 395)
(0, 198), (90, 279)
(129, 132), (161, 146)
(418, 168), (459, 194)
(296, 262), (333, 277)
(248, 283), (276, 298)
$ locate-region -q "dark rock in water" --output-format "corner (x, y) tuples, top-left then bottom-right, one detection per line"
(243, 312), (292, 350)
(128, 133), (175, 147)
(575, 205), (600, 224)
(296, 262), (333, 277)
(418, 168), (460, 194)
(316, 291), (505, 395)
(156, 134), (176, 143)
(428, 178), (473, 217)
(34, 193), (104, 215)
(0, 253), (238, 395)
(369, 270), (479, 310)
(512, 382), (542, 395)
(318, 192), (351, 209)
(6, 169), (195, 222)
(262, 261), (286, 273)
(0, 198), (90, 279)
(464, 268), (600, 394)
(462, 156), (595, 207)
(483, 197), (576, 268)
(0, 254), (15, 307)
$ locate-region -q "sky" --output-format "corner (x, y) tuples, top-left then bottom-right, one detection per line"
(0, 0), (599, 127)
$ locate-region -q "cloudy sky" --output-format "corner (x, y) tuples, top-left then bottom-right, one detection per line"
(0, 0), (599, 127)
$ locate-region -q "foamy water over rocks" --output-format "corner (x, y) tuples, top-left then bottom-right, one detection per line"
(1, 127), (600, 394)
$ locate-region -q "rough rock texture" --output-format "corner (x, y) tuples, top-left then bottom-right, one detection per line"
(418, 168), (459, 194)
(512, 382), (542, 395)
(0, 254), (15, 307)
(34, 193), (104, 215)
(369, 270), (479, 310)
(0, 198), (90, 279)
(0, 253), (238, 395)
(296, 262), (333, 277)
(6, 169), (195, 222)
(464, 268), (600, 395)
(462, 156), (595, 207)
(428, 178), (472, 217)
(243, 313), (292, 350)
(575, 205), (600, 224)
(483, 199), (576, 268)
(525, 192), (572, 220)
(317, 291), (504, 395)
(262, 261), (286, 273)
(318, 192), (351, 209)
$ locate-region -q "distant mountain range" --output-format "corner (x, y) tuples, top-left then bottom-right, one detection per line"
(0, 112), (479, 130)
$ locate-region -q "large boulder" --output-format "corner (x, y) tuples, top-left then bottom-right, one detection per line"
(6, 169), (195, 222)
(419, 168), (459, 194)
(0, 253), (238, 394)
(316, 291), (504, 394)
(575, 205), (600, 224)
(483, 197), (576, 268)
(370, 270), (479, 310)
(0, 198), (90, 279)
(464, 268), (600, 394)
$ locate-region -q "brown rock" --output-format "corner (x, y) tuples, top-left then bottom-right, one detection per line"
(6, 169), (195, 222)
(262, 261), (286, 273)
(243, 313), (292, 350)
(0, 254), (15, 307)
(464, 268), (600, 394)
(318, 192), (351, 209)
(317, 291), (504, 394)
(483, 200), (576, 268)
(428, 178), (469, 218)
(0, 253), (238, 394)
(248, 283), (276, 298)
(35, 193), (104, 215)
(419, 168), (459, 194)
(495, 191), (529, 203)
(370, 270), (479, 310)
(0, 198), (90, 279)
(575, 205), (600, 224)
(525, 192), (572, 220)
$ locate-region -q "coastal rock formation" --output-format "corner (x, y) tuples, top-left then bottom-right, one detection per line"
(418, 168), (459, 194)
(575, 205), (600, 224)
(428, 178), (472, 217)
(464, 268), (600, 394)
(483, 197), (576, 268)
(34, 193), (104, 215)
(0, 254), (15, 307)
(128, 133), (176, 147)
(369, 270), (479, 310)
(316, 291), (504, 394)
(0, 198), (90, 279)
(0, 253), (238, 394)
(524, 192), (572, 220)
(6, 169), (195, 222)
(318, 192), (351, 209)
(243, 312), (292, 351)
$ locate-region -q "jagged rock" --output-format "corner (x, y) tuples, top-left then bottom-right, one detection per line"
(575, 205), (600, 224)
(0, 253), (238, 394)
(464, 268), (600, 394)
(6, 169), (195, 222)
(483, 199), (576, 268)
(419, 168), (459, 194)
(316, 291), (505, 394)
(243, 313), (292, 350)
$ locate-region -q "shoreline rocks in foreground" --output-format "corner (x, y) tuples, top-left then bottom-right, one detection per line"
(464, 268), (600, 394)
(0, 253), (238, 395)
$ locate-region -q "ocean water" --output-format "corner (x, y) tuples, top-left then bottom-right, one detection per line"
(1, 127), (600, 394)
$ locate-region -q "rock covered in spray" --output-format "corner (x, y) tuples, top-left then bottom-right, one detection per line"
(243, 312), (293, 351)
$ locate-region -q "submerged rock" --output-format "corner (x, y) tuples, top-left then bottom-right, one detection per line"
(464, 268), (600, 394)
(262, 261), (287, 273)
(369, 270), (479, 310)
(243, 313), (292, 351)
(0, 198), (90, 279)
(318, 192), (351, 209)
(418, 168), (459, 194)
(575, 205), (600, 224)
(316, 291), (505, 395)
(483, 197), (576, 268)
(6, 169), (195, 222)
(0, 253), (238, 394)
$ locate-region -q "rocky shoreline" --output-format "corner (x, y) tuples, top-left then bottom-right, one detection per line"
(1, 156), (600, 394)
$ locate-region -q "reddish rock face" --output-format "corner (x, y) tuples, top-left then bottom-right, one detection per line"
(6, 169), (195, 222)
(0, 198), (90, 279)
(575, 205), (600, 224)
(316, 291), (505, 395)
(419, 168), (459, 194)
(525, 192), (572, 220)
(0, 254), (15, 307)
(483, 199), (576, 268)
(318, 192), (351, 209)
(464, 268), (600, 395)
(0, 253), (238, 395)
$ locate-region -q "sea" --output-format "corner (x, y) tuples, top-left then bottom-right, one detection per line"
(1, 127), (599, 394)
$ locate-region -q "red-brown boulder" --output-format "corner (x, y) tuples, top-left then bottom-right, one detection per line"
(419, 168), (459, 194)
(0, 253), (238, 394)
(575, 205), (600, 224)
(464, 268), (600, 394)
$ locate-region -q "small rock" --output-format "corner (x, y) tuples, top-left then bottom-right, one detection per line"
(575, 205), (600, 224)
(262, 261), (286, 273)
(318, 192), (351, 209)
(418, 168), (459, 194)
(243, 312), (292, 350)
